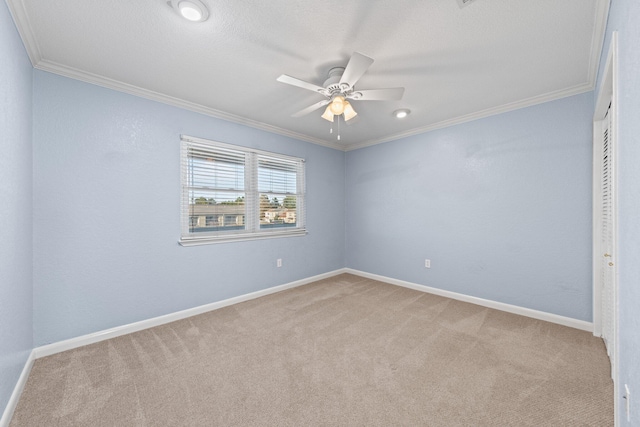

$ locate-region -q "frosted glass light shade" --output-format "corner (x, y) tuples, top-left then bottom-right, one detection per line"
(329, 96), (345, 115)
(321, 105), (335, 122)
(343, 101), (357, 121)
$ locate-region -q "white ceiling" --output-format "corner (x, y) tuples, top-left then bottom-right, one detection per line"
(7, 0), (609, 150)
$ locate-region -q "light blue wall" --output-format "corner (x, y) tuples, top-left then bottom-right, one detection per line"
(346, 93), (594, 321)
(0, 0), (33, 417)
(32, 71), (345, 346)
(598, 0), (640, 422)
(5, 3), (626, 419)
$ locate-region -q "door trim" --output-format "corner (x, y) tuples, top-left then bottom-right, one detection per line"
(592, 30), (618, 425)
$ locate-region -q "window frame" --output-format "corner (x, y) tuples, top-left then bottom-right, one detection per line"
(179, 135), (306, 246)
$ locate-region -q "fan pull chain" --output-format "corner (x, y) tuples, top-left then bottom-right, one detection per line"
(337, 115), (341, 140)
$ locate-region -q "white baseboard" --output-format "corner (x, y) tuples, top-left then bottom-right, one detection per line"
(32, 266), (592, 360)
(0, 350), (36, 427)
(34, 269), (347, 359)
(344, 269), (593, 332)
(3, 267), (592, 424)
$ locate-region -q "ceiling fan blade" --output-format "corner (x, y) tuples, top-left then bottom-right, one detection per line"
(339, 52), (374, 89)
(277, 74), (326, 94)
(348, 87), (405, 101)
(292, 99), (331, 117)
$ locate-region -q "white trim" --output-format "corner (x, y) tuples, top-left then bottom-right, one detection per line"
(3, 266), (596, 424)
(345, 269), (593, 332)
(6, 0), (611, 153)
(592, 116), (604, 339)
(181, 134), (306, 162)
(348, 0), (610, 152)
(30, 266), (595, 360)
(611, 39), (620, 427)
(179, 230), (307, 246)
(592, 31), (619, 426)
(345, 83), (594, 151)
(4, 0), (41, 66)
(33, 59), (344, 151)
(587, 0), (612, 87)
(0, 350), (36, 427)
(178, 135), (307, 246)
(36, 57), (597, 154)
(33, 269), (347, 359)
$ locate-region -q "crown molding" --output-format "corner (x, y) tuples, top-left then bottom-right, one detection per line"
(5, 0), (42, 65)
(6, 0), (345, 151)
(32, 57), (598, 154)
(8, 0), (609, 154)
(344, 82), (594, 151)
(587, 0), (611, 85)
(34, 59), (346, 151)
(345, 0), (610, 152)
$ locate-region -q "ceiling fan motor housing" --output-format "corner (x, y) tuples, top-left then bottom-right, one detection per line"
(323, 67), (346, 95)
(323, 67), (360, 99)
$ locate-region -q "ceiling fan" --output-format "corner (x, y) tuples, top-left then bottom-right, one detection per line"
(277, 52), (405, 122)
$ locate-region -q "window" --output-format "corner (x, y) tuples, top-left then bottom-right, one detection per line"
(180, 135), (306, 245)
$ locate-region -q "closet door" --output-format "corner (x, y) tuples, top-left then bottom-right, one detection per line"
(599, 105), (616, 378)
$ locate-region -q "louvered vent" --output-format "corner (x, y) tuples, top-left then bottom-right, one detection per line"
(457, 0), (479, 8)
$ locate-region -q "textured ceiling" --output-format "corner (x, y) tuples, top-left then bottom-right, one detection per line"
(7, 0), (609, 150)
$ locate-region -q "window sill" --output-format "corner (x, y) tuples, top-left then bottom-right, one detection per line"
(179, 229), (307, 246)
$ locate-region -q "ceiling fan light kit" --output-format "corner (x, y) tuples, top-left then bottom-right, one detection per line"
(277, 52), (404, 129)
(320, 97), (358, 123)
(170, 0), (209, 22)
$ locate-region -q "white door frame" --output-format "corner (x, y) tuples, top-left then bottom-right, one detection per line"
(592, 31), (618, 424)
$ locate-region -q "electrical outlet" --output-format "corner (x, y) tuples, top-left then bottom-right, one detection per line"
(277, 259), (282, 268)
(625, 384), (631, 422)
(425, 259), (431, 268)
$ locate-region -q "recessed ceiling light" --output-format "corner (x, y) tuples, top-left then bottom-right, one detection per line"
(393, 109), (411, 119)
(171, 0), (209, 22)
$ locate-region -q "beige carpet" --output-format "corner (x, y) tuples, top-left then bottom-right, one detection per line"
(10, 274), (612, 426)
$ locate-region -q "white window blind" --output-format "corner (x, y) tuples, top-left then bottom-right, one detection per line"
(180, 135), (306, 245)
